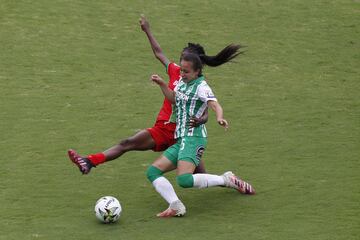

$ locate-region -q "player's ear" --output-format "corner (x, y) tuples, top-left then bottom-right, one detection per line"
(195, 69), (201, 76)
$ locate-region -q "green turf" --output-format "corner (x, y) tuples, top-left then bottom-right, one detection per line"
(0, 0), (359, 239)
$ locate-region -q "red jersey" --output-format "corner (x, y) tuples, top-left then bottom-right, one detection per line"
(155, 62), (180, 122)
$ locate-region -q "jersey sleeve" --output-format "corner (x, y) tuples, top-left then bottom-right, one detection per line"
(198, 83), (217, 103)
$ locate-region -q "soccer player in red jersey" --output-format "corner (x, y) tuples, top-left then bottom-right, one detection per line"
(68, 15), (244, 174)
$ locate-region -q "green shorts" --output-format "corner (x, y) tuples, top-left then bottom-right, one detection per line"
(163, 137), (207, 167)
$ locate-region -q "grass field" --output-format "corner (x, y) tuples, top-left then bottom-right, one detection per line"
(1, 0), (359, 239)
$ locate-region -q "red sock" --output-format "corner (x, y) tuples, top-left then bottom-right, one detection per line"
(87, 153), (106, 166)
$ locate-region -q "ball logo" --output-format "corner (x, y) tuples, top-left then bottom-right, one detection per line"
(105, 198), (114, 208)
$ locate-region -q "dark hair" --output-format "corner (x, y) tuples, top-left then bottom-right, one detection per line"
(182, 43), (245, 67)
(181, 53), (203, 76)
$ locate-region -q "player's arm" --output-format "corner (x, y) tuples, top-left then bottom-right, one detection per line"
(207, 100), (229, 129)
(140, 15), (170, 67)
(151, 74), (175, 103)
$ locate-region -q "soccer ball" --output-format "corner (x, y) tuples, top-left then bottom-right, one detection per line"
(94, 196), (122, 223)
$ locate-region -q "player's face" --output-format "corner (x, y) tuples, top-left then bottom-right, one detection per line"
(180, 60), (200, 82)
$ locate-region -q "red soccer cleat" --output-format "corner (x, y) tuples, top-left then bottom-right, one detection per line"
(68, 149), (94, 174)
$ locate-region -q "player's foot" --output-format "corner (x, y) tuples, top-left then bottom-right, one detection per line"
(68, 149), (94, 174)
(222, 171), (255, 195)
(156, 200), (186, 218)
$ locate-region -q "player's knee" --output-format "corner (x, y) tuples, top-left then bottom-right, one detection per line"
(119, 138), (133, 150)
(176, 174), (194, 188)
(146, 165), (163, 183)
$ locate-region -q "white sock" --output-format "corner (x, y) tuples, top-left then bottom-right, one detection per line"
(193, 174), (225, 188)
(152, 176), (179, 204)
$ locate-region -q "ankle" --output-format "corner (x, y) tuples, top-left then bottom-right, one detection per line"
(88, 153), (106, 166)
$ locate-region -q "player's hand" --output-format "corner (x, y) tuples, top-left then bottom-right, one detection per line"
(217, 118), (229, 130)
(187, 117), (203, 128)
(139, 14), (149, 32)
(150, 74), (165, 86)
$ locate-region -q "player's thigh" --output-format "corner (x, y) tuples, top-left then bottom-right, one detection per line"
(152, 155), (176, 173)
(123, 129), (155, 150)
(176, 160), (196, 175)
(147, 123), (175, 152)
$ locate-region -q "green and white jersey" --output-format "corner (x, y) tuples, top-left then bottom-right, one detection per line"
(174, 75), (217, 139)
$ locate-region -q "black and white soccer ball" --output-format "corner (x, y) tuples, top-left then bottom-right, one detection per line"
(94, 196), (122, 223)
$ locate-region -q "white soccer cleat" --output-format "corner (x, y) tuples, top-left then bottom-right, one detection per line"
(156, 200), (186, 218)
(222, 171), (256, 195)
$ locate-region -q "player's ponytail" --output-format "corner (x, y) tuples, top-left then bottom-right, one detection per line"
(183, 43), (245, 67)
(200, 44), (244, 67)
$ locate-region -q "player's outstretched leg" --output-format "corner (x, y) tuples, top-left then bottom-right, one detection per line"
(157, 200), (186, 218)
(104, 129), (156, 160)
(222, 171), (256, 195)
(67, 130), (156, 174)
(68, 149), (95, 174)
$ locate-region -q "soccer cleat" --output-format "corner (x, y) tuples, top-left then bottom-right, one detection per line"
(156, 200), (186, 218)
(68, 149), (94, 174)
(222, 171), (256, 195)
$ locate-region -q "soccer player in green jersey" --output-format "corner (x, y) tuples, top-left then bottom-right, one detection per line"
(148, 53), (255, 218)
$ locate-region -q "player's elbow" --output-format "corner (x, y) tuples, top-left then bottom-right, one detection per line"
(207, 100), (219, 111)
(154, 49), (163, 58)
(155, 53), (162, 59)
